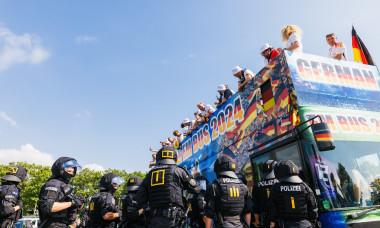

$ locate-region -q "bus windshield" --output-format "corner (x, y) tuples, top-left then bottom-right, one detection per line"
(306, 140), (380, 211)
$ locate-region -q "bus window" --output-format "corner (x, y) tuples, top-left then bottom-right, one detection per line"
(274, 143), (302, 169)
(251, 153), (270, 182)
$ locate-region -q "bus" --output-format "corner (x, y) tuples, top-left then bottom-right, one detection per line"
(176, 51), (380, 227)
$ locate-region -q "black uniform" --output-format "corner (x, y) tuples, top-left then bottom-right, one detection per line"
(0, 165), (28, 227)
(38, 157), (85, 228)
(252, 160), (278, 228)
(188, 176), (208, 228)
(268, 160), (318, 228)
(121, 176), (147, 228)
(88, 173), (124, 228)
(204, 156), (253, 228)
(136, 146), (201, 228)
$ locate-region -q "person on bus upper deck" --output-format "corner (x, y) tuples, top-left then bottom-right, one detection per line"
(326, 33), (347, 60)
(214, 84), (233, 109)
(260, 43), (280, 65)
(225, 85), (235, 94)
(279, 25), (303, 53)
(204, 156), (253, 228)
(232, 66), (255, 92)
(252, 160), (279, 228)
(182, 118), (195, 136)
(173, 130), (184, 144)
(197, 102), (215, 123)
(268, 160), (318, 228)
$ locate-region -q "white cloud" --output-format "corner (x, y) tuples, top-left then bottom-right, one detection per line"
(0, 26), (50, 71)
(75, 35), (99, 44)
(188, 54), (195, 58)
(0, 111), (18, 127)
(84, 163), (105, 171)
(75, 110), (91, 118)
(0, 144), (55, 166)
(161, 59), (168, 64)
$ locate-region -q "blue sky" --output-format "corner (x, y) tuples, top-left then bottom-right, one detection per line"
(0, 0), (379, 172)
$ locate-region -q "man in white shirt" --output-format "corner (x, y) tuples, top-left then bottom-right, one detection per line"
(181, 118), (195, 136)
(326, 33), (347, 60)
(197, 102), (215, 123)
(232, 66), (255, 92)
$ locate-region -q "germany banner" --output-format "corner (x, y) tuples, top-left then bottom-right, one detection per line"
(352, 26), (375, 65)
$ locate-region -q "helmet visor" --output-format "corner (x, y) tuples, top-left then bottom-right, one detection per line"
(199, 180), (207, 191)
(62, 160), (83, 172)
(111, 176), (125, 186)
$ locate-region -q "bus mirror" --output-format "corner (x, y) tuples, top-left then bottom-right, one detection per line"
(311, 122), (335, 151)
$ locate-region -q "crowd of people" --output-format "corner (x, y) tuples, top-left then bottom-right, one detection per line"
(0, 148), (319, 228)
(148, 25), (348, 167)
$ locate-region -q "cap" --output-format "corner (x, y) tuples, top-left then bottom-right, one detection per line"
(156, 146), (178, 165)
(232, 66), (242, 75)
(274, 160), (302, 184)
(126, 176), (143, 192)
(261, 160), (278, 180)
(217, 84), (226, 91)
(1, 166), (28, 183)
(260, 43), (272, 53)
(182, 118), (190, 124)
(213, 155), (237, 178)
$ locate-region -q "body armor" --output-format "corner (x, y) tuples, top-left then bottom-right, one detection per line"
(216, 178), (246, 216)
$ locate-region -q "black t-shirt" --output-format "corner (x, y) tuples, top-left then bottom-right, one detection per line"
(218, 89), (233, 105)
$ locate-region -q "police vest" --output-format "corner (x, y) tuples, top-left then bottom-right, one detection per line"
(147, 165), (183, 209)
(274, 183), (308, 220)
(255, 178), (278, 212)
(88, 192), (116, 228)
(0, 185), (20, 220)
(39, 179), (72, 224)
(121, 192), (145, 225)
(215, 178), (246, 216)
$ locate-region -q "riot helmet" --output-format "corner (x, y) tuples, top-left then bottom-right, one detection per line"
(236, 173), (247, 185)
(1, 165), (28, 183)
(51, 157), (82, 183)
(156, 146), (177, 165)
(261, 160), (278, 180)
(126, 176), (143, 192)
(95, 173), (125, 194)
(274, 160), (302, 184)
(195, 175), (209, 191)
(213, 155), (237, 178)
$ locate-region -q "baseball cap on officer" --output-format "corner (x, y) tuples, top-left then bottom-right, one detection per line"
(274, 160), (302, 184)
(156, 146), (177, 165)
(1, 165), (28, 183)
(126, 176), (143, 192)
(261, 160), (278, 180)
(214, 155), (237, 178)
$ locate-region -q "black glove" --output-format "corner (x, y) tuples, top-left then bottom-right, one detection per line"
(71, 194), (85, 208)
(16, 200), (23, 209)
(197, 196), (205, 210)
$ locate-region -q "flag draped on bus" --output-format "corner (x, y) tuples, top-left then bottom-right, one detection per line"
(352, 26), (375, 65)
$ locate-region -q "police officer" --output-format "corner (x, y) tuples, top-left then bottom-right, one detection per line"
(38, 157), (85, 228)
(120, 176), (148, 228)
(188, 176), (209, 228)
(268, 160), (318, 228)
(136, 146), (201, 228)
(204, 156), (253, 228)
(0, 165), (28, 227)
(87, 173), (125, 228)
(252, 160), (278, 228)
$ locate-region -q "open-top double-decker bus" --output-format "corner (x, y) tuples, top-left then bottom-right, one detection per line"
(176, 50), (380, 227)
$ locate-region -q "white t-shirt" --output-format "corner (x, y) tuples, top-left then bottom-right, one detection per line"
(239, 69), (255, 83)
(328, 42), (347, 60)
(199, 104), (215, 117)
(287, 33), (303, 52)
(182, 120), (195, 135)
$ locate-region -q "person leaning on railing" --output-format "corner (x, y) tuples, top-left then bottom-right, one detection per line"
(232, 66), (255, 93)
(214, 84), (233, 109)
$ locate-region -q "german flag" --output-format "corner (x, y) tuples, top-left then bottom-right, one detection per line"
(352, 26), (375, 65)
(261, 80), (275, 111)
